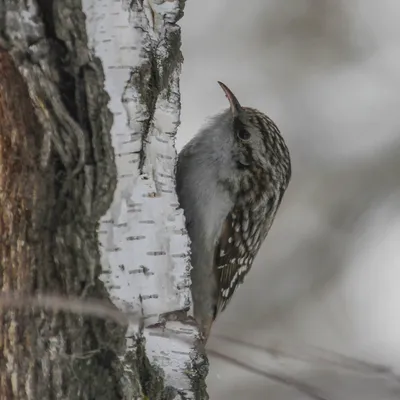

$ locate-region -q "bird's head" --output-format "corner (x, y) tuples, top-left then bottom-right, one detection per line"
(217, 81), (291, 187)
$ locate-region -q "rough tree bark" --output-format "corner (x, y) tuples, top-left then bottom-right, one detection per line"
(0, 0), (208, 399)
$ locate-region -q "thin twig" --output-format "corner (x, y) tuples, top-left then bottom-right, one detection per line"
(213, 333), (398, 379)
(207, 348), (329, 400)
(0, 292), (133, 326)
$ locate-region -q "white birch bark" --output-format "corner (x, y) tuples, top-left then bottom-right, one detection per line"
(82, 0), (207, 398)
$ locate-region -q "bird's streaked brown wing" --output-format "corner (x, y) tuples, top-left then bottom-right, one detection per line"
(214, 208), (261, 315)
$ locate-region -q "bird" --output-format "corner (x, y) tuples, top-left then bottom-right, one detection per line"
(175, 82), (291, 342)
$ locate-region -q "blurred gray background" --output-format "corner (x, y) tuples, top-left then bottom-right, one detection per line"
(177, 1), (400, 398)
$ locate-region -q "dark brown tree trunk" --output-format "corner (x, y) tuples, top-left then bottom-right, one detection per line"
(0, 28), (126, 400)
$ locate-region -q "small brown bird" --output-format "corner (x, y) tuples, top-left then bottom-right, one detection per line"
(176, 82), (291, 341)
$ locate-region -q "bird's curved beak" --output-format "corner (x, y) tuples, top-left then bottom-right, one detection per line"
(218, 81), (243, 117)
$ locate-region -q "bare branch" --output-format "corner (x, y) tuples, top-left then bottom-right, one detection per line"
(207, 348), (329, 400)
(213, 333), (398, 379)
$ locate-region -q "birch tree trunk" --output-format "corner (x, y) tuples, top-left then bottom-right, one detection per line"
(0, 0), (208, 399)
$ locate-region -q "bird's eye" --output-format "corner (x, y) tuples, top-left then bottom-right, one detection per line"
(233, 118), (250, 141)
(237, 128), (250, 141)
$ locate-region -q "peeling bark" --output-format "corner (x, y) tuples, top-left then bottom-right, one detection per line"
(83, 0), (208, 398)
(0, 0), (207, 399)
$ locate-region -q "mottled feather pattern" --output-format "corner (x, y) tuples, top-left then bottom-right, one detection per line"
(214, 183), (284, 315)
(214, 107), (290, 316)
(243, 107), (291, 184)
(215, 209), (260, 313)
